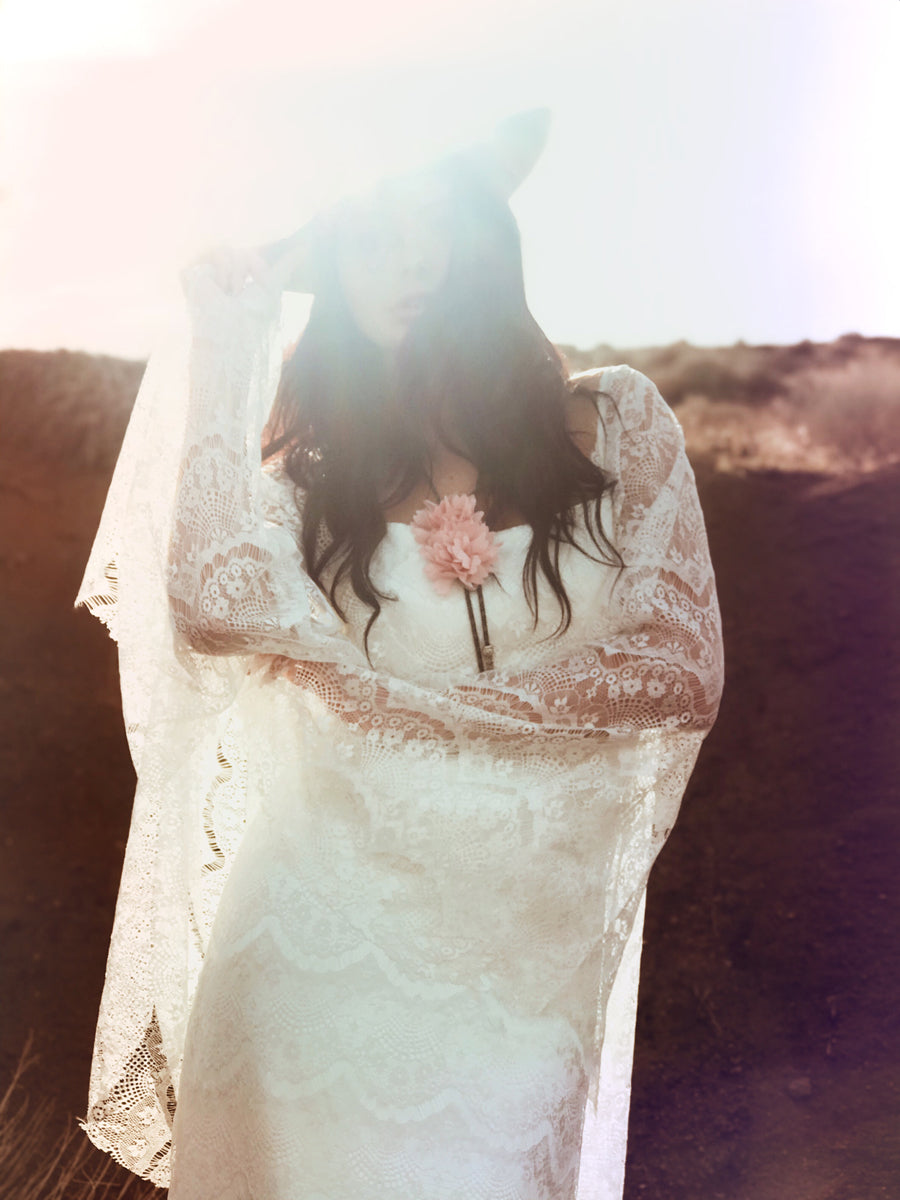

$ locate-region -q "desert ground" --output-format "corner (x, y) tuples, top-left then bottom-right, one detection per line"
(0, 332), (898, 1198)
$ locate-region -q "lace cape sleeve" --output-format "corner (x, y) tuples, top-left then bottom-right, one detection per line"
(445, 364), (724, 739)
(73, 277), (359, 1182)
(74, 276), (723, 1188)
(163, 286), (345, 660)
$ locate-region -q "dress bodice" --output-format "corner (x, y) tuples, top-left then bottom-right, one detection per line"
(329, 388), (619, 691)
(334, 506), (620, 690)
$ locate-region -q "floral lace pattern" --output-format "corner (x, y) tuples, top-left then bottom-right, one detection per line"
(75, 274), (723, 1199)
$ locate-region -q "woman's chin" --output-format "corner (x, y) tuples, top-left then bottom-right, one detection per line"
(369, 317), (423, 359)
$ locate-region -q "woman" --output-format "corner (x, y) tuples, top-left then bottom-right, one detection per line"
(76, 110), (723, 1199)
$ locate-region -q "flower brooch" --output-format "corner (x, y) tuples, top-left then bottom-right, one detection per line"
(409, 493), (499, 672)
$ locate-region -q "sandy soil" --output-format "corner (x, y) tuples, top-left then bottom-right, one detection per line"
(0, 338), (897, 1197)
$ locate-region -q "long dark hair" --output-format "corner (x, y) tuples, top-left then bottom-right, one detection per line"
(263, 158), (623, 659)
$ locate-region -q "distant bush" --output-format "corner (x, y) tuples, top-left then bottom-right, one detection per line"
(559, 334), (900, 412)
(0, 350), (143, 473)
(776, 354), (900, 470)
(676, 350), (900, 473)
(556, 336), (900, 474)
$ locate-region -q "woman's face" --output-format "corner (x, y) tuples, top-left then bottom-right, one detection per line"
(334, 170), (454, 355)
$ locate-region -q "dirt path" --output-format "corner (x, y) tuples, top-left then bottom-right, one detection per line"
(1, 446), (897, 1197)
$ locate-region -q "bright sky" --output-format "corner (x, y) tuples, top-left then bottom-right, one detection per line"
(1, 0), (897, 358)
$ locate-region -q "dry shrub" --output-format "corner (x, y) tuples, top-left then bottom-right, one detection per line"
(559, 336), (900, 475)
(776, 354), (900, 469)
(676, 395), (836, 473)
(560, 339), (789, 407)
(677, 351), (900, 473)
(0, 1038), (161, 1200)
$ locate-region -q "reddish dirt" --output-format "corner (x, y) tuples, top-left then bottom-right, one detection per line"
(1, 345), (898, 1197)
(625, 461), (900, 1199)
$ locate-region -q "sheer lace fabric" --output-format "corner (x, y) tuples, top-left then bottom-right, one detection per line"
(75, 272), (723, 1198)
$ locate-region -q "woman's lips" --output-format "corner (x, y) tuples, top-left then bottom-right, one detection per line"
(393, 294), (429, 320)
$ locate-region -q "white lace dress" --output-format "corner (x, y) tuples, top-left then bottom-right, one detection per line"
(75, 279), (723, 1200)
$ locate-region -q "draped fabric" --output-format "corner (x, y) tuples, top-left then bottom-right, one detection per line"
(75, 271), (723, 1198)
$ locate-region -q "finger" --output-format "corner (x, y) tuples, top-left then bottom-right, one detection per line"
(247, 248), (271, 280)
(179, 257), (217, 300)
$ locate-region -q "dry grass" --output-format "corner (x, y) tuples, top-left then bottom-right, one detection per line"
(676, 351), (900, 474)
(561, 335), (900, 475)
(0, 1038), (161, 1200)
(777, 354), (900, 468)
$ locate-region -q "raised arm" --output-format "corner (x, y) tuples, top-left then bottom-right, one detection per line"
(166, 270), (344, 657)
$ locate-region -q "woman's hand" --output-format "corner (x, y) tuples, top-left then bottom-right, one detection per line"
(179, 245), (274, 301)
(180, 209), (334, 303)
(257, 209), (337, 294)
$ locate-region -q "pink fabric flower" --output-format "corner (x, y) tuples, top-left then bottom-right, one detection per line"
(410, 494), (500, 595)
